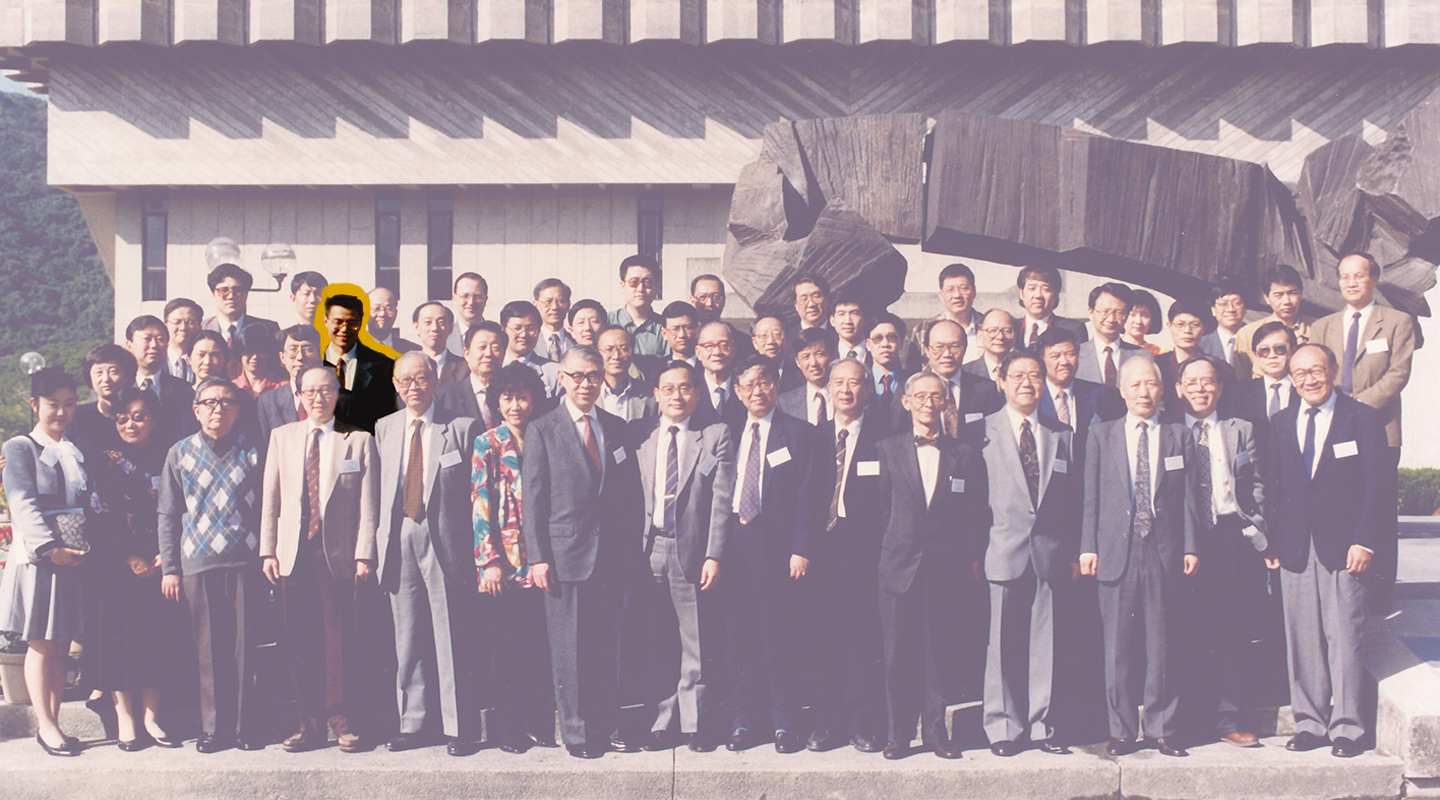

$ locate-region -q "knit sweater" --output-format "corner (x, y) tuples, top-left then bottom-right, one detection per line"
(158, 430), (262, 577)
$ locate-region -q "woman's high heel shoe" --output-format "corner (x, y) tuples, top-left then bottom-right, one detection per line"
(36, 734), (82, 757)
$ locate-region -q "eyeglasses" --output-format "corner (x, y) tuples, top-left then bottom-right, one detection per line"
(598, 345), (633, 357)
(562, 370), (604, 385)
(1213, 298), (1245, 310)
(1005, 372), (1042, 383)
(1290, 366), (1331, 383)
(624, 278), (657, 290)
(298, 387), (338, 399)
(657, 385), (696, 397)
(1255, 345), (1290, 358)
(665, 324), (697, 336)
(114, 411), (150, 425)
(394, 376), (433, 389)
(455, 292), (486, 303)
(907, 392), (946, 406)
(979, 326), (1015, 337)
(214, 287), (248, 298)
(928, 343), (966, 355)
(1091, 309), (1127, 321)
(868, 333), (901, 344)
(1181, 378), (1218, 390)
(535, 297), (568, 308)
(752, 332), (783, 342)
(736, 378), (776, 393)
(1171, 321), (1204, 333)
(194, 398), (240, 411)
(696, 341), (734, 352)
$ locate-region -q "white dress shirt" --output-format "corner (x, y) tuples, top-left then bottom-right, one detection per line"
(1047, 380), (1077, 427)
(1186, 413), (1237, 516)
(1022, 314), (1056, 348)
(1297, 391), (1337, 478)
(834, 415), (863, 518)
(565, 398), (605, 478)
(705, 372), (733, 416)
(1006, 405), (1042, 450)
(1090, 335), (1121, 380)
(839, 340), (870, 365)
(1341, 301), (1376, 353)
(304, 417), (339, 496)
(652, 417), (691, 529)
(469, 374), (492, 424)
(805, 384), (831, 425)
(1124, 413), (1162, 504)
(429, 349), (455, 377)
(734, 411), (775, 513)
(1264, 376), (1293, 417)
(135, 369), (162, 396)
(399, 404), (436, 486)
(916, 438), (940, 508)
(1219, 330), (1239, 364)
(327, 344), (358, 390)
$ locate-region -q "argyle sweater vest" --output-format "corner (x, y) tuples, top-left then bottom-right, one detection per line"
(172, 432), (261, 574)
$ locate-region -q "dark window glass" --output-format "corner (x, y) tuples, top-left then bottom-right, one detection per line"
(141, 197), (168, 301)
(637, 189), (663, 292)
(427, 195), (453, 302)
(375, 193), (401, 294)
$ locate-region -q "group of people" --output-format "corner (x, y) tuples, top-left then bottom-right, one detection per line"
(0, 248), (1412, 765)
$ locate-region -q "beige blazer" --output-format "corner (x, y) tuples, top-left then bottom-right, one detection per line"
(1311, 304), (1416, 448)
(260, 419), (379, 578)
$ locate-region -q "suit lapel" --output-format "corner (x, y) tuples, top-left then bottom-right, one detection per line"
(897, 437), (925, 509)
(677, 427), (703, 498)
(1358, 310), (1383, 365)
(934, 439), (960, 509)
(423, 414), (445, 500)
(639, 428), (658, 517)
(1037, 421), (1058, 505)
(1314, 400), (1351, 480)
(321, 427), (348, 509)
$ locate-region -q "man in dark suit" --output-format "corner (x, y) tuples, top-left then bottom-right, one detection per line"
(258, 325), (323, 447)
(1269, 343), (1387, 758)
(521, 346), (645, 759)
(1201, 279), (1253, 379)
(977, 351), (1079, 757)
(963, 309), (1018, 386)
(1036, 327), (1118, 459)
(124, 313), (199, 445)
(323, 293), (397, 433)
(634, 362), (734, 753)
(783, 274), (832, 362)
(898, 319), (995, 435)
(875, 371), (989, 760)
(434, 320), (506, 430)
(805, 358), (890, 754)
(411, 302), (468, 387)
(751, 316), (801, 392)
(1075, 282), (1146, 388)
(693, 321), (746, 430)
(367, 286), (419, 355)
(1017, 264), (1084, 349)
(722, 355), (820, 754)
(778, 327), (837, 425)
(1080, 356), (1198, 758)
(201, 263), (281, 366)
(867, 313), (913, 414)
(1222, 320), (1299, 440)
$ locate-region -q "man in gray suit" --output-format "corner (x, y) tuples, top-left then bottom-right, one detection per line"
(373, 352), (482, 756)
(634, 362), (734, 752)
(257, 325), (323, 448)
(1075, 282), (1146, 388)
(522, 346), (645, 759)
(1080, 356), (1198, 758)
(978, 350), (1080, 757)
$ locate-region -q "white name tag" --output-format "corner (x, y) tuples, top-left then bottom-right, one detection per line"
(1164, 455), (1185, 471)
(439, 450), (463, 468)
(1366, 338), (1389, 354)
(151, 476), (162, 492)
(766, 447), (791, 468)
(965, 413), (983, 424)
(856, 460), (880, 477)
(1053, 459), (1068, 474)
(950, 478), (966, 493)
(1334, 441), (1359, 459)
(339, 459), (362, 474)
(612, 448), (627, 464)
(1236, 452), (1251, 468)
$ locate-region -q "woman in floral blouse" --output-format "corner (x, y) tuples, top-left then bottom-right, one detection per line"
(471, 362), (556, 754)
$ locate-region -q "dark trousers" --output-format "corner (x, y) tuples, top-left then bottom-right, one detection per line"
(809, 523), (883, 739)
(724, 523), (802, 735)
(279, 536), (366, 737)
(881, 563), (957, 746)
(1184, 514), (1270, 736)
(1097, 533), (1178, 741)
(544, 576), (622, 747)
(483, 584), (555, 742)
(182, 566), (260, 740)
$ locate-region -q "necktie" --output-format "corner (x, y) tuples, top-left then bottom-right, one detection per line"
(738, 422), (762, 524)
(141, 377), (155, 397)
(914, 435), (939, 448)
(1341, 311), (1361, 396)
(1019, 419), (1039, 507)
(335, 359), (346, 386)
(1029, 323), (1040, 348)
(714, 387), (726, 416)
(580, 414), (602, 473)
(1195, 420), (1216, 526)
(1103, 345), (1117, 388)
(1302, 407), (1319, 477)
(663, 425), (679, 534)
(880, 374), (893, 404)
(1054, 389), (1070, 426)
(991, 364), (1001, 382)
(177, 357), (194, 384)
(1268, 383), (1282, 419)
(549, 333), (562, 360)
(403, 419), (424, 521)
(227, 324), (237, 351)
(815, 393), (828, 425)
(941, 383), (959, 438)
(827, 428), (849, 531)
(1228, 336), (1239, 370)
(304, 428), (322, 539)
(1133, 421), (1153, 538)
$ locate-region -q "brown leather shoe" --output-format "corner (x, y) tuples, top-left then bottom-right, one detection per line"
(282, 730), (324, 753)
(1156, 737), (1189, 757)
(883, 742), (908, 760)
(933, 741), (963, 760)
(1222, 731), (1260, 748)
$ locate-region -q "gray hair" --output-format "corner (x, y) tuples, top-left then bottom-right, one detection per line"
(394, 350), (437, 377)
(827, 357), (871, 386)
(562, 345), (603, 371)
(1118, 353), (1161, 384)
(194, 376), (240, 400)
(904, 370), (946, 395)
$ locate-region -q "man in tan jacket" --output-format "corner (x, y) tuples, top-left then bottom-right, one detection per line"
(261, 365), (380, 752)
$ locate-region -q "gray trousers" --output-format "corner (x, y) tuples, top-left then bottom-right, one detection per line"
(388, 516), (480, 739)
(646, 535), (716, 735)
(1281, 546), (1368, 742)
(1097, 533), (1178, 741)
(983, 570), (1056, 744)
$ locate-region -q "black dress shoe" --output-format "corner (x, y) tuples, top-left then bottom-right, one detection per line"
(1106, 738), (1138, 756)
(1287, 732), (1329, 752)
(726, 728), (754, 752)
(775, 730), (805, 754)
(882, 742), (908, 760)
(807, 728), (838, 752)
(640, 731), (677, 752)
(36, 734), (82, 757)
(686, 731), (716, 752)
(150, 733), (185, 749)
(118, 734), (153, 752)
(237, 738), (267, 751)
(851, 734), (884, 753)
(499, 734), (530, 754)
(610, 733), (643, 753)
(1035, 739), (1071, 755)
(989, 739), (1024, 757)
(933, 740), (964, 760)
(1156, 738), (1188, 757)
(1331, 737), (1364, 758)
(195, 733), (232, 754)
(526, 731), (559, 748)
(388, 732), (439, 752)
(86, 697), (119, 741)
(567, 744), (606, 759)
(447, 737), (479, 756)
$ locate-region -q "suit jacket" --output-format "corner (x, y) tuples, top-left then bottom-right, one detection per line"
(875, 431), (989, 595)
(435, 379), (496, 431)
(639, 419), (735, 584)
(1310, 304), (1416, 447)
(1268, 393), (1387, 573)
(692, 375), (745, 432)
(373, 331), (420, 355)
(728, 410), (822, 567)
(1220, 378), (1298, 443)
(260, 420), (379, 578)
(510, 353), (563, 399)
(977, 411), (1079, 583)
(1037, 377), (1117, 461)
(373, 405), (479, 585)
(1081, 417), (1199, 582)
(326, 343), (398, 434)
(432, 351), (468, 388)
(257, 383), (304, 449)
(598, 378), (659, 424)
(884, 370), (994, 434)
(1036, 315), (1087, 344)
(813, 411), (892, 540)
(202, 313), (280, 344)
(1200, 330), (1254, 381)
(778, 385), (824, 425)
(520, 404), (645, 584)
(143, 372), (200, 445)
(1074, 338), (1147, 386)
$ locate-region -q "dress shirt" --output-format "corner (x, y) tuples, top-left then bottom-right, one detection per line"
(982, 353), (1003, 382)
(1185, 413), (1237, 516)
(399, 404), (437, 485)
(943, 372), (965, 411)
(135, 369), (162, 395)
(733, 411), (775, 513)
(598, 378), (641, 420)
(1264, 376), (1294, 416)
(167, 349), (194, 383)
(536, 326), (574, 360)
(839, 340), (870, 364)
(290, 379), (307, 420)
(1006, 405), (1042, 451)
(305, 417), (339, 497)
(1297, 391), (1337, 479)
(1341, 301), (1377, 353)
(805, 384), (831, 425)
(705, 373), (734, 414)
(1090, 335), (1121, 380)
(428, 349), (455, 377)
(1047, 380), (1077, 426)
(609, 307), (670, 358)
(469, 373), (492, 413)
(565, 398), (605, 478)
(1022, 314), (1057, 348)
(1218, 329), (1240, 364)
(872, 366), (903, 399)
(652, 417), (691, 529)
(326, 344), (358, 390)
(1124, 413), (1162, 504)
(833, 415), (862, 518)
(916, 436), (940, 507)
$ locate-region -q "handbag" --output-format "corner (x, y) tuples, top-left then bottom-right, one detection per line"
(43, 509), (90, 556)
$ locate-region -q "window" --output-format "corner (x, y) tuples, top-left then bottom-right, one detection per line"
(427, 194), (453, 301)
(637, 189), (663, 281)
(375, 192), (401, 294)
(141, 196), (167, 301)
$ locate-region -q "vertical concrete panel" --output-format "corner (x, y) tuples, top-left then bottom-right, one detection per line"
(1085, 0), (1142, 41)
(783, 0), (837, 40)
(23, 0), (70, 42)
(1011, 0), (1068, 41)
(706, 0), (777, 41)
(326, 0), (374, 41)
(857, 0), (925, 41)
(398, 189), (428, 303)
(114, 192), (144, 338)
(173, 0), (218, 40)
(1383, 0), (1440, 43)
(476, 0), (528, 39)
(1309, 0), (1368, 44)
(97, 0), (142, 41)
(249, 0), (296, 41)
(1232, 0), (1291, 43)
(1161, 0), (1217, 41)
(348, 191), (376, 290)
(933, 0), (991, 40)
(631, 0), (700, 41)
(554, 0), (623, 40)
(401, 0), (452, 40)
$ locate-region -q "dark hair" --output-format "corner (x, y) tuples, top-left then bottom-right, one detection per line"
(1210, 278), (1247, 305)
(412, 301), (455, 326)
(596, 324), (636, 347)
(1088, 281), (1134, 310)
(1000, 348), (1046, 382)
(1128, 290), (1163, 335)
(462, 320), (508, 352)
(290, 271), (328, 294)
(562, 345), (603, 370)
(736, 354), (779, 383)
(324, 293), (364, 316)
(281, 324), (321, 347)
(619, 254), (660, 282)
(162, 297), (203, 321)
(84, 343), (138, 385)
(660, 360), (702, 387)
(792, 273), (830, 297)
(690, 274), (723, 295)
(662, 301), (698, 323)
(1167, 298), (1213, 326)
(1036, 325), (1079, 353)
(112, 386), (159, 419)
(533, 278), (571, 302)
(1252, 320), (1298, 349)
(206, 263), (253, 292)
(567, 298), (606, 325)
(922, 318), (967, 349)
(938, 263), (976, 288)
(234, 325), (278, 358)
(750, 314), (784, 334)
(1017, 264), (1062, 292)
(194, 375), (241, 402)
(793, 325), (838, 358)
(1292, 342), (1338, 368)
(125, 314), (167, 342)
(1261, 264), (1304, 294)
(869, 311), (907, 339)
(1176, 353), (1227, 386)
(831, 285), (867, 313)
(454, 272), (488, 295)
(500, 300), (541, 327)
(1339, 251), (1382, 280)
(188, 330), (230, 361)
(487, 362), (547, 424)
(30, 367), (76, 400)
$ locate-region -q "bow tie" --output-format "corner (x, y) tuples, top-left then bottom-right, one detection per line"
(914, 435), (939, 448)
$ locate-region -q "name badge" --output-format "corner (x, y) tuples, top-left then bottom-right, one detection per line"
(151, 476), (162, 492)
(339, 459), (362, 474)
(698, 453), (718, 476)
(1053, 459), (1068, 474)
(965, 413), (983, 424)
(1365, 338), (1389, 354)
(766, 447), (791, 468)
(1334, 441), (1359, 459)
(439, 450), (463, 468)
(950, 478), (966, 493)
(1164, 455), (1185, 471)
(856, 460), (880, 477)
(1236, 452), (1251, 469)
(612, 448), (627, 464)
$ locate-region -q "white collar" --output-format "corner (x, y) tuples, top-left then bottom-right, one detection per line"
(1184, 412), (1218, 428)
(306, 416), (337, 435)
(746, 409), (776, 427)
(565, 397), (597, 423)
(406, 404), (435, 426)
(1303, 390), (1338, 415)
(1004, 405), (1041, 438)
(1126, 412), (1159, 430)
